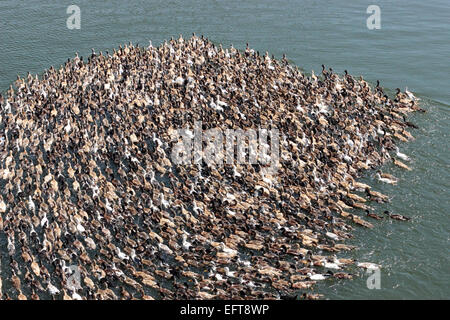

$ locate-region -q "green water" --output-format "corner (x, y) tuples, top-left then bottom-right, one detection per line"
(0, 0), (448, 299)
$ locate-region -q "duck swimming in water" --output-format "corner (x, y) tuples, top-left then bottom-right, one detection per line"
(394, 146), (411, 162)
(393, 158), (412, 171)
(365, 210), (383, 220)
(383, 210), (410, 221)
(375, 171), (398, 185)
(405, 87), (419, 102)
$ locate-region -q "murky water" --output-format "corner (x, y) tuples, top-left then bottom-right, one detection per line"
(0, 0), (448, 299)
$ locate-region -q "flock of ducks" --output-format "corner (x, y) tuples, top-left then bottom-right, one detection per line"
(0, 34), (422, 300)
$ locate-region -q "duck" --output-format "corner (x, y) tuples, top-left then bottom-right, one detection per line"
(393, 158), (412, 171)
(405, 87), (419, 101)
(28, 195), (36, 212)
(383, 210), (410, 221)
(365, 210), (383, 220)
(365, 187), (389, 202)
(394, 146), (411, 162)
(17, 290), (27, 300)
(307, 272), (331, 281)
(356, 262), (380, 270)
(375, 171), (397, 185)
(47, 281), (61, 296)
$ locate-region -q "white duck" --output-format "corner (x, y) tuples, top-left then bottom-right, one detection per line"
(48, 282), (60, 295)
(405, 87), (419, 101)
(357, 262), (380, 270)
(308, 273), (329, 281)
(181, 234), (192, 251)
(375, 172), (397, 185)
(395, 146), (411, 162)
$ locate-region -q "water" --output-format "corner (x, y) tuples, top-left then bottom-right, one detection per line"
(0, 0), (448, 299)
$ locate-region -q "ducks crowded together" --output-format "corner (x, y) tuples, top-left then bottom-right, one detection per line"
(0, 34), (421, 300)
